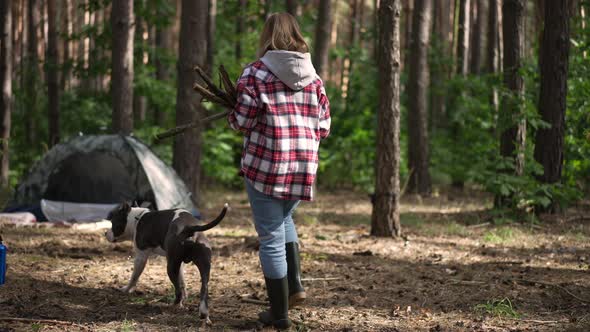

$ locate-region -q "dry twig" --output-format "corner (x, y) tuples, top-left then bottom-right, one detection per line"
(155, 65), (237, 141)
(514, 278), (590, 304)
(0, 317), (90, 329)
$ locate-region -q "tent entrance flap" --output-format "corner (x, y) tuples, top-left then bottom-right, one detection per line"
(43, 151), (136, 204)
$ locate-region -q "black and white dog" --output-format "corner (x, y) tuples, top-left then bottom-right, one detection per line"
(105, 202), (228, 321)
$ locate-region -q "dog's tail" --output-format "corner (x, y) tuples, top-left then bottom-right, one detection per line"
(180, 203), (229, 238)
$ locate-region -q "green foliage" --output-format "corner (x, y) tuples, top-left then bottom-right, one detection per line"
(475, 298), (520, 318)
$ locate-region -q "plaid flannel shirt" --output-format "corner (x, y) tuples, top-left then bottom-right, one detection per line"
(228, 60), (331, 201)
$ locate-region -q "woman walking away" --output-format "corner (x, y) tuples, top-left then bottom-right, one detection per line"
(228, 12), (331, 330)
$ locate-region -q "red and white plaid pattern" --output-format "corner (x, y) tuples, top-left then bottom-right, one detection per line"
(228, 60), (331, 201)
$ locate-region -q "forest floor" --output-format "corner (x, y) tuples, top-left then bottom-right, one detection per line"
(1, 188), (590, 332)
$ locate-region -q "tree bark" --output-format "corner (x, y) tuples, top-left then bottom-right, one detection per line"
(206, 0), (216, 75)
(155, 7), (172, 126)
(371, 0), (402, 237)
(47, 0), (59, 147)
(286, 0), (299, 16)
(173, 0), (208, 205)
(235, 0), (246, 61)
(402, 0), (413, 70)
(60, 0), (70, 90)
(407, 0), (432, 195)
(533, 0), (570, 187)
(25, 0), (40, 146)
(111, 0), (135, 135)
(0, 0), (12, 186)
(470, 0), (486, 74)
(313, 0), (332, 79)
(133, 10), (146, 124)
(456, 0), (470, 76)
(430, 0), (453, 130)
(500, 0), (526, 177)
(486, 0), (500, 112)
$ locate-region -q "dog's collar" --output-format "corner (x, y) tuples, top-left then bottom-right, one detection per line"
(134, 210), (149, 221)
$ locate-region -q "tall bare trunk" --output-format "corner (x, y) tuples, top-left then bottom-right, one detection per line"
(155, 6), (172, 126)
(173, 0), (208, 204)
(25, 0), (40, 146)
(371, 0), (402, 237)
(402, 0), (413, 69)
(533, 0), (570, 196)
(499, 0), (526, 179)
(456, 0), (470, 76)
(286, 0), (299, 16)
(235, 0), (246, 61)
(206, 0), (216, 74)
(133, 10), (146, 124)
(111, 0), (135, 135)
(431, 0), (454, 130)
(313, 0), (332, 79)
(0, 0), (12, 186)
(470, 0), (486, 74)
(486, 0), (500, 113)
(407, 0), (433, 195)
(60, 0), (70, 90)
(47, 0), (59, 146)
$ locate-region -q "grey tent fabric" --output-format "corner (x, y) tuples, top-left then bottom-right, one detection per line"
(12, 135), (194, 211)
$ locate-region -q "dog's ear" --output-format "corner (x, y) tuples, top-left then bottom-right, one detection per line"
(119, 202), (131, 213)
(132, 201), (138, 207)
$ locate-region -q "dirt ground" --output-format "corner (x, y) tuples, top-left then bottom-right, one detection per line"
(1, 189), (589, 332)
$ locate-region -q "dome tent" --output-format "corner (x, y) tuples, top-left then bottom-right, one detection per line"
(11, 135), (195, 221)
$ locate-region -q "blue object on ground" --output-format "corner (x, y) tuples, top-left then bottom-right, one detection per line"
(0, 236), (6, 285)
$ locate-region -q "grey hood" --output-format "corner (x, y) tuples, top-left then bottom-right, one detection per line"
(260, 50), (317, 90)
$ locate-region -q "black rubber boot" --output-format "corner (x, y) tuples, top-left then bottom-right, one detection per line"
(286, 242), (306, 308)
(258, 277), (291, 329)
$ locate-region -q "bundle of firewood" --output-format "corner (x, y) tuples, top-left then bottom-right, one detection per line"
(154, 65), (237, 141)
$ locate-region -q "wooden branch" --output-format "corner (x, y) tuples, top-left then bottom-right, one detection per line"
(219, 65), (237, 99)
(154, 110), (231, 142)
(0, 317), (89, 329)
(194, 65), (227, 99)
(301, 277), (343, 282)
(240, 298), (268, 305)
(514, 278), (590, 304)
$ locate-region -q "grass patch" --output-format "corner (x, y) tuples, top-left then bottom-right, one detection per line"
(400, 214), (424, 228)
(30, 323), (43, 332)
(483, 227), (516, 244)
(475, 298), (519, 318)
(120, 318), (135, 332)
(300, 215), (319, 226)
(301, 252), (328, 261)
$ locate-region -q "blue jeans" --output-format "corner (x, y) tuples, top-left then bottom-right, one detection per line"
(245, 180), (300, 279)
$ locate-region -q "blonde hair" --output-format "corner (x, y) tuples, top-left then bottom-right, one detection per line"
(258, 13), (309, 58)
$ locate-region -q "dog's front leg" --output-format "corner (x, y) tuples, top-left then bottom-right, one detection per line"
(120, 250), (150, 293)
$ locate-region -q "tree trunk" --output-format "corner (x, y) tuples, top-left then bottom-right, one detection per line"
(25, 0), (40, 146)
(407, 0), (432, 195)
(155, 7), (172, 126)
(286, 0), (299, 16)
(533, 0), (570, 189)
(0, 0), (12, 186)
(313, 0), (331, 79)
(470, 0), (486, 74)
(206, 0), (216, 75)
(111, 0), (134, 135)
(486, 0), (500, 112)
(133, 11), (146, 124)
(402, 0), (413, 70)
(371, 0), (402, 237)
(430, 0), (453, 130)
(173, 0), (208, 205)
(60, 0), (70, 90)
(235, 0), (246, 61)
(499, 0), (526, 178)
(456, 0), (470, 76)
(47, 0), (59, 146)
